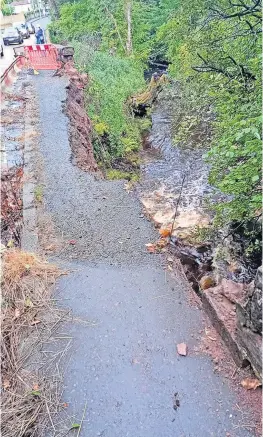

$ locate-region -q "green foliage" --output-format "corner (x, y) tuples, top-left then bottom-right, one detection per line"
(156, 0), (262, 229)
(1, 3), (14, 15)
(49, 0), (157, 60)
(72, 42), (145, 162)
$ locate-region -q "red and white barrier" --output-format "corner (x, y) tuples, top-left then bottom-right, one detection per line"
(0, 56), (27, 101)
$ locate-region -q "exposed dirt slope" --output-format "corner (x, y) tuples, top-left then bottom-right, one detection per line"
(61, 62), (99, 172)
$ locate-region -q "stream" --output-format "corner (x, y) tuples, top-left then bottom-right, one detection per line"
(138, 86), (212, 212)
(137, 81), (260, 288)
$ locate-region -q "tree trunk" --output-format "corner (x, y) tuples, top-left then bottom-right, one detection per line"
(49, 0), (59, 19)
(126, 1), (133, 55)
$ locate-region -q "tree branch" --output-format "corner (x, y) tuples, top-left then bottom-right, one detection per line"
(209, 0), (261, 19)
(192, 53), (256, 82)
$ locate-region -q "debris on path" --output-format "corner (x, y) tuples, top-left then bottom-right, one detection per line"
(177, 342), (188, 356)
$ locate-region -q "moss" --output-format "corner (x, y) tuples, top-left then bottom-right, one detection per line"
(106, 169), (139, 182)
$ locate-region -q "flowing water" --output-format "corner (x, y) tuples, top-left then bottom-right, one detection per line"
(138, 88), (212, 213)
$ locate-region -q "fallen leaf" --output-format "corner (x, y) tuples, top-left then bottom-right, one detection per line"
(3, 379), (10, 389)
(159, 228), (171, 238)
(71, 423), (80, 429)
(33, 384), (39, 391)
(25, 264), (31, 271)
(199, 276), (215, 290)
(145, 243), (156, 253)
(14, 308), (20, 319)
(241, 378), (262, 390)
(177, 343), (188, 356)
(156, 239), (168, 248)
(131, 358), (140, 365)
(31, 320), (41, 326)
(25, 297), (33, 308)
(31, 390), (41, 396)
(62, 402), (69, 408)
(167, 265), (173, 271)
(68, 240), (77, 245)
(7, 240), (14, 248)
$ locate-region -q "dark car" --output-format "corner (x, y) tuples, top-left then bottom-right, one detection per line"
(3, 28), (23, 45)
(1, 44), (3, 56)
(15, 23), (30, 39)
(26, 22), (35, 34)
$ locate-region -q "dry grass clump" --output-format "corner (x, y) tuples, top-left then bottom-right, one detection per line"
(1, 249), (63, 437)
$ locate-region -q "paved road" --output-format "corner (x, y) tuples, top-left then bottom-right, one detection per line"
(32, 71), (253, 437)
(0, 17), (49, 75)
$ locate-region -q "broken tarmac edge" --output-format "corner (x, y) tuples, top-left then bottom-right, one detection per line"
(201, 286), (262, 379)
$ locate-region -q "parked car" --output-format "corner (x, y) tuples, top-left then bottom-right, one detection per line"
(26, 22), (35, 34)
(3, 28), (23, 45)
(14, 23), (30, 39)
(1, 44), (3, 57)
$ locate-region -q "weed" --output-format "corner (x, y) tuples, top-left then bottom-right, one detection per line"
(106, 169), (139, 182)
(34, 185), (43, 203)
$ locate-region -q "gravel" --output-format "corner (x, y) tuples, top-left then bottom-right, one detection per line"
(33, 71), (157, 265)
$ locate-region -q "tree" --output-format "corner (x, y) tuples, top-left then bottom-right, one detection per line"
(156, 0), (262, 229)
(126, 1), (132, 54)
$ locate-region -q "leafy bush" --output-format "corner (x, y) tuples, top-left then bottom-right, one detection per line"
(72, 43), (146, 162)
